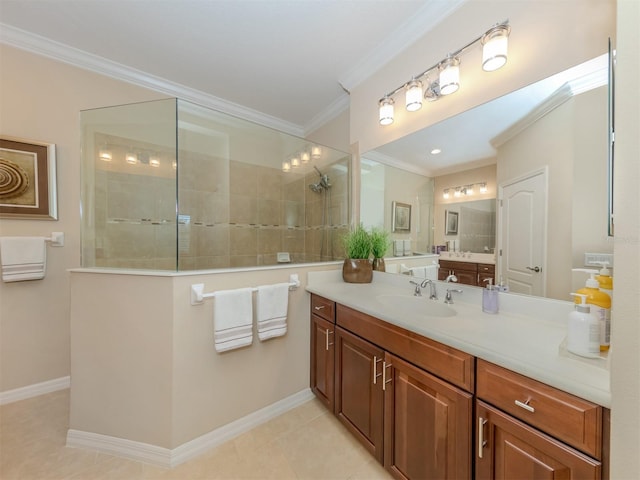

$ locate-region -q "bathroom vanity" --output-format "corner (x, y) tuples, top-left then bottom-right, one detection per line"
(307, 271), (609, 480)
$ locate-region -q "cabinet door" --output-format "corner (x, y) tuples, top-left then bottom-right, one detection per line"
(476, 401), (601, 480)
(310, 314), (335, 411)
(384, 353), (472, 480)
(335, 326), (385, 463)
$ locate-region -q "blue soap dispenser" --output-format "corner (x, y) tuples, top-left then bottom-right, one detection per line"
(482, 278), (499, 314)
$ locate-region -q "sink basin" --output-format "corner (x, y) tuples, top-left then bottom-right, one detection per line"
(375, 294), (456, 318)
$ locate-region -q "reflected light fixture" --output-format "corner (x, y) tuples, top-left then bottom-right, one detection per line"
(125, 152), (138, 165)
(431, 148), (442, 155)
(405, 79), (423, 111)
(377, 20), (510, 126)
(149, 158), (160, 168)
(311, 145), (322, 159)
(465, 184), (474, 195)
(282, 160), (291, 172)
(482, 24), (511, 72)
(479, 182), (488, 193)
(379, 96), (394, 125)
(454, 187), (462, 197)
(291, 155), (300, 168)
(443, 188), (450, 199)
(98, 148), (112, 162)
(301, 150), (310, 163)
(439, 56), (460, 95)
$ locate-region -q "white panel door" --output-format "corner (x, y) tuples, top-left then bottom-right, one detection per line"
(498, 170), (547, 296)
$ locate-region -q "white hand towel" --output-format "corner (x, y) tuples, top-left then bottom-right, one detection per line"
(256, 283), (289, 341)
(0, 236), (47, 282)
(213, 288), (253, 353)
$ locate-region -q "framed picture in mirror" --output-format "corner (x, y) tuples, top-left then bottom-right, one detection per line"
(445, 210), (458, 235)
(392, 201), (411, 232)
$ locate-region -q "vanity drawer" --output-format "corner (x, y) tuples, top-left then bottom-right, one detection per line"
(476, 359), (603, 459)
(336, 304), (474, 392)
(311, 294), (335, 323)
(478, 263), (495, 274)
(438, 260), (477, 272)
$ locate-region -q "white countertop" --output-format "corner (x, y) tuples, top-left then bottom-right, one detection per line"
(306, 270), (611, 408)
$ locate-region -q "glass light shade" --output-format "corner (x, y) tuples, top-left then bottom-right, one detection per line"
(282, 160), (291, 172)
(479, 183), (488, 193)
(466, 184), (474, 195)
(482, 25), (510, 72)
(291, 156), (300, 168)
(405, 79), (423, 112)
(125, 153), (137, 164)
(454, 187), (462, 197)
(379, 97), (394, 126)
(311, 146), (322, 159)
(149, 158), (160, 167)
(301, 151), (310, 163)
(443, 189), (450, 199)
(98, 149), (112, 161)
(439, 56), (460, 95)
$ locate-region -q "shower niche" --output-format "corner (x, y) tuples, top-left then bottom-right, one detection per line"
(81, 98), (351, 271)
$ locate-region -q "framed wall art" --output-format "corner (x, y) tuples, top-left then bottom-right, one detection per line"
(445, 210), (459, 235)
(0, 136), (58, 220)
(392, 201), (411, 233)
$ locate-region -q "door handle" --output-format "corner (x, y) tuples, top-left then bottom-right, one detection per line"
(325, 329), (333, 350)
(478, 417), (488, 458)
(526, 266), (541, 273)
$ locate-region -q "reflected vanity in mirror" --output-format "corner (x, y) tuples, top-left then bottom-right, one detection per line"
(361, 53), (613, 301)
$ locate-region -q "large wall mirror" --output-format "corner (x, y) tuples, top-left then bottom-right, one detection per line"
(361, 52), (614, 301)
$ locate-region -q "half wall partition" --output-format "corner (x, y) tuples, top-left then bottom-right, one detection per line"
(81, 99), (351, 270)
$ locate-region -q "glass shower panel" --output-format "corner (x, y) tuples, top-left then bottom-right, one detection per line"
(81, 98), (351, 271)
(80, 99), (178, 269)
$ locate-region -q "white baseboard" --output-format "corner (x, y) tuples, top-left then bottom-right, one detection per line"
(0, 376), (71, 405)
(67, 388), (315, 468)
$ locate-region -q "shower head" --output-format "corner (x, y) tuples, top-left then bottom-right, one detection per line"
(309, 182), (323, 193)
(311, 166), (331, 191)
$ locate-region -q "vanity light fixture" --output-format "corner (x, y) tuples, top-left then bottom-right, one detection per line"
(405, 79), (423, 111)
(465, 184), (474, 195)
(443, 182), (488, 198)
(431, 148), (442, 155)
(291, 155), (300, 168)
(443, 188), (450, 199)
(379, 96), (395, 125)
(311, 145), (322, 159)
(98, 148), (112, 162)
(439, 56), (460, 95)
(377, 20), (510, 125)
(300, 150), (310, 163)
(454, 187), (462, 198)
(479, 182), (488, 193)
(282, 160), (291, 172)
(125, 152), (138, 165)
(149, 158), (160, 168)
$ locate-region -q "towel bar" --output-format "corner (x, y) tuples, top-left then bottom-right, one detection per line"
(191, 274), (300, 305)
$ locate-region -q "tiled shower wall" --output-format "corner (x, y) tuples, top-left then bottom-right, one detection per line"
(459, 205), (495, 253)
(94, 150), (349, 270)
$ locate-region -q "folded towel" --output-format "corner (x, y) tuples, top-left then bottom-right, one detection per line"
(213, 288), (253, 352)
(256, 283), (289, 341)
(0, 236), (47, 282)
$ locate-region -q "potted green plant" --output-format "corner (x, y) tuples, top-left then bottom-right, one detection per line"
(342, 224), (373, 283)
(370, 227), (391, 272)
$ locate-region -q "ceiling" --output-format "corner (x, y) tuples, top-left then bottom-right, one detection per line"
(0, 0), (466, 134)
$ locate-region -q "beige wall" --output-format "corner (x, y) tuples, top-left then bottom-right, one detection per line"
(610, 1), (640, 477)
(0, 44), (166, 392)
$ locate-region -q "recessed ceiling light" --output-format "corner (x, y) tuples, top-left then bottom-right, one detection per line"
(430, 148), (442, 155)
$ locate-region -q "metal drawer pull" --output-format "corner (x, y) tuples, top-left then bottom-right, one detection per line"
(515, 399), (535, 413)
(382, 361), (393, 391)
(372, 356), (383, 384)
(325, 329), (333, 350)
(314, 305), (325, 310)
(478, 417), (488, 458)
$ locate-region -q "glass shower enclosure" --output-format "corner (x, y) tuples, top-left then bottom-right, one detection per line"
(81, 98), (351, 270)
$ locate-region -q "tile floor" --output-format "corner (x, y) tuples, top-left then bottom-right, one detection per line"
(0, 389), (392, 480)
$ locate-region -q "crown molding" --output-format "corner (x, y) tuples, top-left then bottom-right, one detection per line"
(0, 23), (304, 137)
(303, 92), (350, 137)
(338, 0), (468, 92)
(361, 150), (432, 177)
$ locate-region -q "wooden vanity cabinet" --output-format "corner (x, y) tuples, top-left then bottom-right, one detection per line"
(475, 359), (606, 480)
(438, 259), (495, 286)
(334, 304), (473, 478)
(310, 295), (336, 412)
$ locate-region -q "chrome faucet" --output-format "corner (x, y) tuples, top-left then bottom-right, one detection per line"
(444, 288), (463, 304)
(409, 279), (438, 300)
(445, 274), (458, 283)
